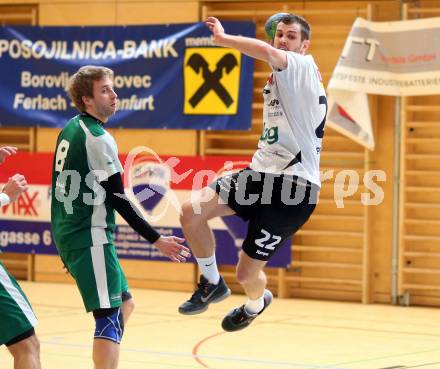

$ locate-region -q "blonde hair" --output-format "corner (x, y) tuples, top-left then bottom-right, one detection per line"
(68, 65), (114, 112)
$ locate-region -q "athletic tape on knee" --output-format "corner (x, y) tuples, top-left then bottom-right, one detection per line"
(94, 308), (124, 344)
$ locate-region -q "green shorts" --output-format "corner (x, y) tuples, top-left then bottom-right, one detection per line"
(59, 244), (129, 312)
(0, 261), (37, 346)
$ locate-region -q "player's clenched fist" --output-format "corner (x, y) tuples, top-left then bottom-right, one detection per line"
(3, 173), (28, 202)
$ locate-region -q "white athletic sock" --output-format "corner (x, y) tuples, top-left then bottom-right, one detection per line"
(244, 294), (265, 315)
(196, 255), (220, 284)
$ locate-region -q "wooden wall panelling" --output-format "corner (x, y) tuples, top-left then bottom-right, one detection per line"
(0, 253), (31, 280)
(34, 254), (196, 292)
(370, 95), (395, 304)
(0, 4), (38, 280)
(39, 3), (115, 25)
(405, 0), (440, 18)
(115, 1), (199, 25)
(287, 3), (371, 303)
(0, 4), (37, 25)
(397, 2), (440, 307)
(0, 127), (35, 151)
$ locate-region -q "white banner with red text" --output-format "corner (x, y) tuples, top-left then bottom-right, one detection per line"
(327, 17), (440, 149)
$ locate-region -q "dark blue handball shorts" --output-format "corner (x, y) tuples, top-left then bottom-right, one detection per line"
(210, 168), (319, 261)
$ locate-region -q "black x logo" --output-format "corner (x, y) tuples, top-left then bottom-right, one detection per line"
(187, 53), (238, 108)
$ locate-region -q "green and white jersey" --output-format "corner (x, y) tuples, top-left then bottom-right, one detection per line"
(0, 261), (37, 345)
(51, 113), (123, 252)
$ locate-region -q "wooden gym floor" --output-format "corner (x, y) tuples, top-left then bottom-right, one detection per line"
(1, 281), (440, 369)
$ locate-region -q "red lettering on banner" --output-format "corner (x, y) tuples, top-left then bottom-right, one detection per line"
(381, 55), (406, 64)
(1, 191), (39, 216)
(408, 53), (436, 63)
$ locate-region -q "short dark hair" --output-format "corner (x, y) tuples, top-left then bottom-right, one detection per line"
(280, 14), (311, 41)
(68, 65), (113, 112)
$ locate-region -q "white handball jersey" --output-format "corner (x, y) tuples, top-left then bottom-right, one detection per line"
(250, 52), (327, 187)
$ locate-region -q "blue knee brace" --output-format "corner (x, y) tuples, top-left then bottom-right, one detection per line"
(93, 308), (124, 344)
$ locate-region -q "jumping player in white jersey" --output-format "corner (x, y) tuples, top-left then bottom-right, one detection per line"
(178, 14), (327, 331)
(0, 146), (41, 368)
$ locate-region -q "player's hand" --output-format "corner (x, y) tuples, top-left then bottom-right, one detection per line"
(153, 236), (191, 262)
(3, 173), (27, 202)
(206, 17), (225, 43)
(0, 146), (17, 165)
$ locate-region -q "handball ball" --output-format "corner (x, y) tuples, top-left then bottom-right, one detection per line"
(264, 13), (289, 40)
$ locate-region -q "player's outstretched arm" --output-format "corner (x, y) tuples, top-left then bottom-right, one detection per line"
(205, 16), (287, 70)
(100, 172), (191, 262)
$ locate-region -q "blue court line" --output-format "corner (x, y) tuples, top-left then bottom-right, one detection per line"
(40, 340), (348, 369)
(317, 347), (440, 369)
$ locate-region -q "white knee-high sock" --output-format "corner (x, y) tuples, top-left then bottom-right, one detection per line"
(196, 255), (220, 284)
(245, 294), (265, 314)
